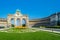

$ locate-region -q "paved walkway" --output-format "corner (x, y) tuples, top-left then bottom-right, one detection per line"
(38, 28), (60, 33)
(0, 28), (60, 34)
(32, 28), (60, 33)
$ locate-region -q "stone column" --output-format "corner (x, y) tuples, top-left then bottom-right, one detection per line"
(7, 18), (11, 28)
(56, 14), (58, 21)
(26, 17), (29, 28)
(20, 18), (22, 27)
(14, 18), (17, 27)
(55, 13), (58, 26)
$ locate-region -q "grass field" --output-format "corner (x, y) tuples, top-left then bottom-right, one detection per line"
(0, 31), (60, 40)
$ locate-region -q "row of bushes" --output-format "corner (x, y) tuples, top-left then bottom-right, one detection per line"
(11, 24), (26, 27)
(39, 26), (60, 29)
(46, 26), (60, 29)
(0, 26), (5, 28)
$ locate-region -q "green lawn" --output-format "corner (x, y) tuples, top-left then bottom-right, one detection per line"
(0, 31), (60, 40)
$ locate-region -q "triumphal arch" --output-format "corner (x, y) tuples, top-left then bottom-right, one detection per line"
(7, 9), (29, 28)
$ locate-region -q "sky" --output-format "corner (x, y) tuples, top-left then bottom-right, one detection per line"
(0, 0), (60, 20)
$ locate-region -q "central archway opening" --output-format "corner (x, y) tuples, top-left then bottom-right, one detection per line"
(22, 19), (26, 27)
(16, 18), (20, 26)
(11, 18), (15, 27)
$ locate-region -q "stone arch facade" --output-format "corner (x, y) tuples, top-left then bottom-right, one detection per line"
(7, 9), (29, 28)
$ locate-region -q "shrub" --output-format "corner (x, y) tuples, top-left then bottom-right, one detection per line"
(0, 26), (5, 29)
(22, 24), (26, 27)
(39, 25), (60, 29)
(11, 24), (15, 27)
